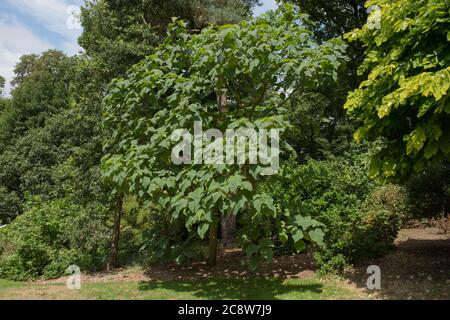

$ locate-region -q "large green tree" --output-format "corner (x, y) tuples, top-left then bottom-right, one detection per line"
(280, 0), (367, 42)
(79, 0), (261, 267)
(103, 5), (346, 266)
(278, 0), (368, 160)
(0, 51), (74, 152)
(79, 0), (260, 81)
(345, 0), (450, 178)
(0, 51), (107, 224)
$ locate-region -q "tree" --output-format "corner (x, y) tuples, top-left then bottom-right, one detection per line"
(277, 0), (368, 160)
(0, 51), (111, 223)
(11, 54), (38, 88)
(0, 76), (7, 116)
(0, 51), (75, 151)
(345, 0), (450, 178)
(280, 0), (367, 42)
(79, 0), (261, 267)
(103, 5), (346, 267)
(79, 0), (260, 80)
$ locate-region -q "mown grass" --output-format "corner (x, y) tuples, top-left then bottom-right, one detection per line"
(0, 276), (365, 300)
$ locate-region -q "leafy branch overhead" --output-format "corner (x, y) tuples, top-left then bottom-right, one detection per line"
(345, 0), (450, 178)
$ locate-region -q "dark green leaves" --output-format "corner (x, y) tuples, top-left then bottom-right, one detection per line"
(102, 4), (345, 268)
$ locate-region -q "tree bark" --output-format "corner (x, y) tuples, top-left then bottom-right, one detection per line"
(208, 220), (218, 266)
(108, 193), (123, 270)
(216, 92), (238, 248)
(221, 214), (237, 248)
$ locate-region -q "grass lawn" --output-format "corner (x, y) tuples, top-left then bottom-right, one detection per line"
(0, 277), (365, 300)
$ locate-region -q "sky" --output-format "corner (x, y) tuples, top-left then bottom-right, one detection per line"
(0, 0), (278, 95)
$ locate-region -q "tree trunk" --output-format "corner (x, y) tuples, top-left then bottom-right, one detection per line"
(208, 220), (218, 266)
(221, 214), (236, 248)
(108, 193), (123, 270)
(216, 92), (237, 248)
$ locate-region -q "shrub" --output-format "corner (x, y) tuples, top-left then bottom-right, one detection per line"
(406, 165), (450, 218)
(261, 153), (407, 274)
(348, 184), (408, 261)
(431, 214), (450, 235)
(0, 198), (111, 280)
(118, 197), (156, 265)
(0, 187), (22, 225)
(141, 209), (205, 266)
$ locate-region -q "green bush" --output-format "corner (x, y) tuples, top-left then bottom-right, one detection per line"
(0, 187), (22, 225)
(352, 184), (408, 258)
(406, 165), (450, 218)
(261, 153), (407, 274)
(0, 198), (111, 280)
(118, 197), (155, 265)
(141, 209), (205, 266)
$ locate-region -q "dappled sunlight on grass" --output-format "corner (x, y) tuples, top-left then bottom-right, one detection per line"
(0, 276), (364, 300)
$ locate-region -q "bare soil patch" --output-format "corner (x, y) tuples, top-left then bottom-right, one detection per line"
(346, 227), (450, 299)
(34, 227), (449, 300)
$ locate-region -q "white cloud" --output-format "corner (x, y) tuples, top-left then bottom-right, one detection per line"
(6, 0), (83, 37)
(0, 14), (53, 95)
(0, 0), (83, 95)
(5, 0), (83, 55)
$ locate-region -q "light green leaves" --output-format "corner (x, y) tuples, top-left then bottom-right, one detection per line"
(345, 0), (450, 177)
(292, 229), (304, 243)
(197, 223), (210, 239)
(231, 194), (247, 215)
(405, 127), (427, 155)
(308, 229), (325, 245)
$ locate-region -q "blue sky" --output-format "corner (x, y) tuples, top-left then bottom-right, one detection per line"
(0, 0), (278, 95)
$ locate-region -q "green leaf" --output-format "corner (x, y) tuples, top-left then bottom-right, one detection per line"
(295, 215), (313, 230)
(253, 198), (262, 212)
(294, 239), (306, 252)
(197, 223), (210, 239)
(242, 181), (253, 192)
(245, 244), (259, 257)
(424, 141), (439, 159)
(175, 255), (184, 265)
(248, 256), (261, 271)
(292, 229), (304, 243)
(440, 135), (450, 154)
(308, 229), (324, 245)
(279, 231), (288, 243)
(232, 194), (247, 215)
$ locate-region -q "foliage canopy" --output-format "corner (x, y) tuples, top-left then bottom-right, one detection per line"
(103, 5), (347, 266)
(345, 0), (450, 178)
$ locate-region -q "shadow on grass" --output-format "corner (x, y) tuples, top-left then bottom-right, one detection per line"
(138, 278), (323, 300)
